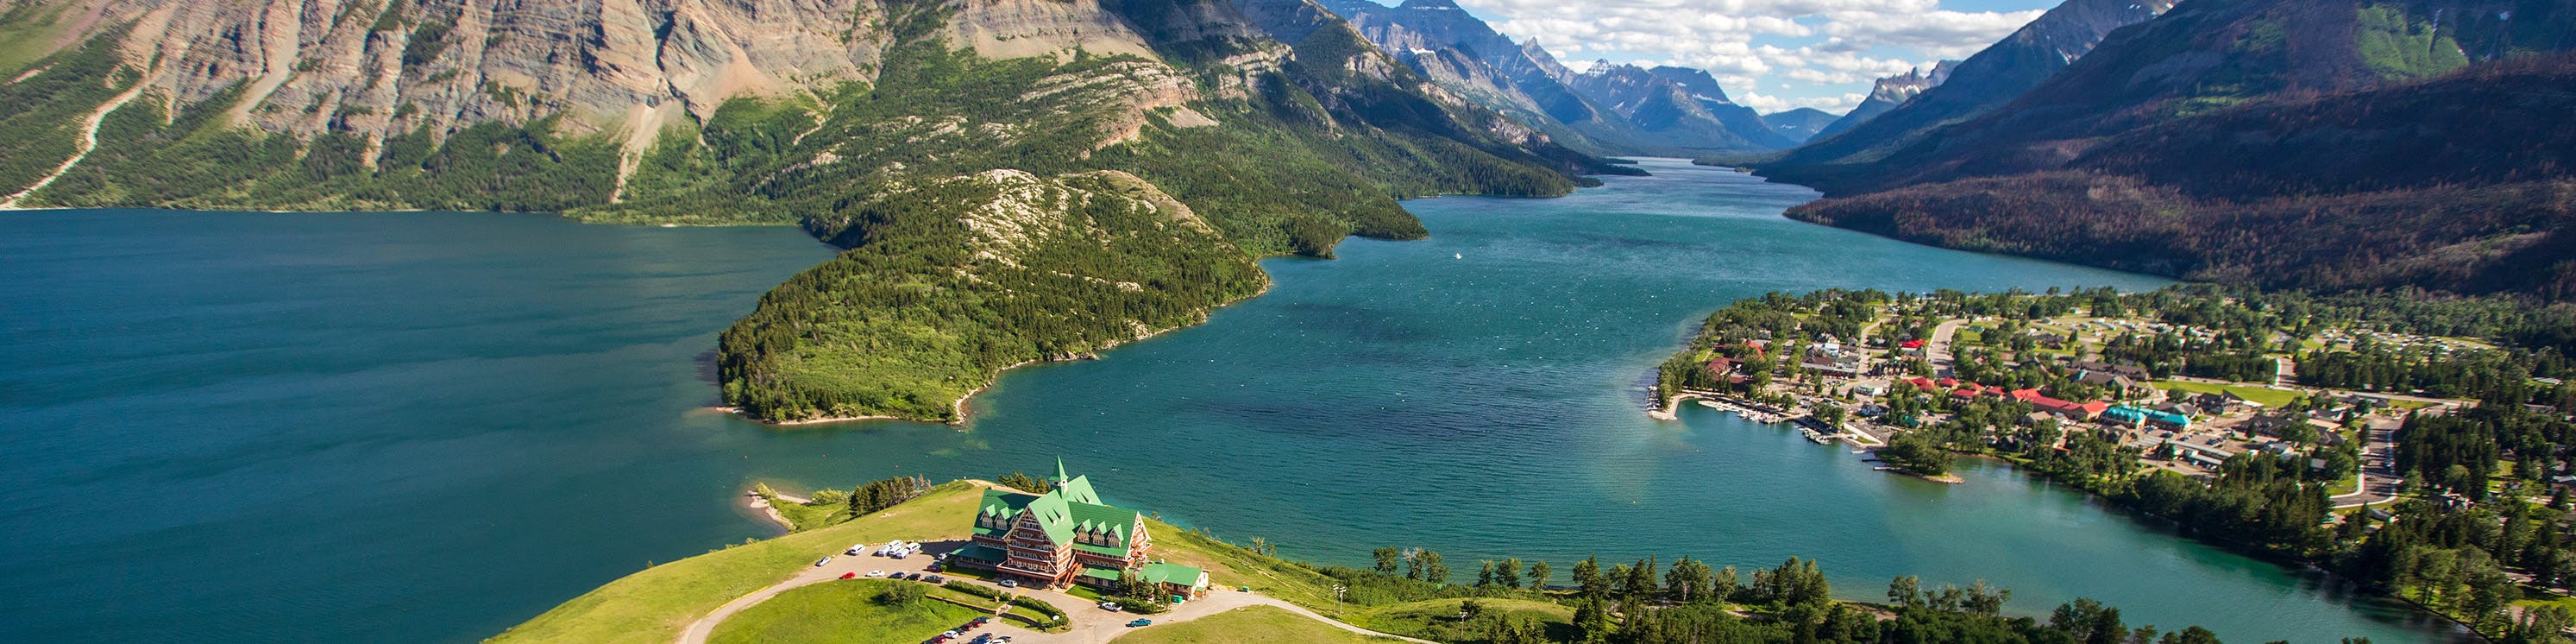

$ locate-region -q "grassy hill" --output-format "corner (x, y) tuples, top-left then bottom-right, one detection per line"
(487, 481), (985, 644)
(1112, 605), (1405, 643)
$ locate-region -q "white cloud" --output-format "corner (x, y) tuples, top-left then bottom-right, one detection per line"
(1460, 0), (2047, 104)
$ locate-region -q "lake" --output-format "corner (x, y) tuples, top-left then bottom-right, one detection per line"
(0, 160), (2467, 642)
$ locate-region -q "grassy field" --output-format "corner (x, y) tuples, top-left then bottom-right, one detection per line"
(2155, 380), (2303, 407)
(488, 481), (984, 644)
(1109, 605), (1404, 643)
(1142, 521), (1346, 610)
(1351, 597), (1577, 642)
(707, 579), (984, 644)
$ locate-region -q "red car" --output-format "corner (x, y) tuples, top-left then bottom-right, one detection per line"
(839, 572), (858, 579)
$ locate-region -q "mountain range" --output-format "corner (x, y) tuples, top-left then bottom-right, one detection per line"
(1748, 0), (2177, 175)
(1762, 108), (1838, 144)
(1762, 0), (2576, 299)
(1813, 61), (1955, 141)
(1315, 0), (1790, 157)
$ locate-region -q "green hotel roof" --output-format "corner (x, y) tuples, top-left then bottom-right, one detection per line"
(1141, 563), (1206, 587)
(974, 470), (1142, 547)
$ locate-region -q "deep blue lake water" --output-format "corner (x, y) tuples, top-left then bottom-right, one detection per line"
(0, 160), (2468, 642)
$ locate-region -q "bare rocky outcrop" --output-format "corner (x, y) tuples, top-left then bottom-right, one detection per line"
(19, 0), (895, 143)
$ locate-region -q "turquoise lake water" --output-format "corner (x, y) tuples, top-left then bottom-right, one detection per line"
(0, 160), (2467, 641)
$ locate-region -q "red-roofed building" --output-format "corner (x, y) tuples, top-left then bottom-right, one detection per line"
(1738, 342), (1767, 361)
(1706, 357), (1738, 376)
(1937, 377), (1961, 388)
(1905, 376), (1936, 391)
(2020, 393), (2110, 421)
(1951, 388), (1981, 401)
(1899, 339), (1926, 350)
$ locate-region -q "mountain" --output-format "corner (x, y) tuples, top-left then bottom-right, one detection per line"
(1781, 0), (2576, 299)
(1647, 66), (1798, 149)
(1313, 0), (1781, 156)
(1559, 61), (1783, 154)
(1762, 108), (1840, 144)
(0, 0), (1611, 421)
(1751, 0), (2175, 180)
(1813, 61), (1954, 140)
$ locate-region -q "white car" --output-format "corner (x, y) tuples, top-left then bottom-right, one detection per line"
(814, 556), (832, 567)
(866, 570), (887, 578)
(845, 544), (868, 556)
(1099, 602), (1122, 612)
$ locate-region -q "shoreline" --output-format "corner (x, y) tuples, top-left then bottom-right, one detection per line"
(1656, 391), (1953, 483)
(742, 489), (809, 532)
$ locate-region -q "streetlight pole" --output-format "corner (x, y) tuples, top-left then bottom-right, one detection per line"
(1334, 584), (1346, 620)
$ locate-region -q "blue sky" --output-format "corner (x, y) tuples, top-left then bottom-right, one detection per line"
(1366, 0), (2062, 115)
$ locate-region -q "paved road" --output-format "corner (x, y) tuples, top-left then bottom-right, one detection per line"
(675, 547), (1426, 644)
(1927, 319), (1965, 370)
(2334, 417), (2406, 509)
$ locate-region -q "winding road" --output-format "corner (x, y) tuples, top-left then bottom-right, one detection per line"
(674, 549), (1426, 644)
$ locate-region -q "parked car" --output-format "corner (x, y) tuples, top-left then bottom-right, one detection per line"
(997, 579), (1017, 589)
(839, 572), (858, 580)
(845, 544), (868, 556)
(1098, 602), (1122, 612)
(814, 556), (832, 567)
(1126, 619), (1153, 628)
(925, 575), (946, 584)
(972, 617), (992, 626)
(867, 570), (886, 578)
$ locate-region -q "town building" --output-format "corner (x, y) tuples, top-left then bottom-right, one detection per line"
(2105, 406), (2192, 430)
(2070, 360), (2152, 382)
(946, 461), (1209, 600)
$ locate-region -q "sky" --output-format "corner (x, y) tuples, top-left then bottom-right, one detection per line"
(1367, 0), (2063, 116)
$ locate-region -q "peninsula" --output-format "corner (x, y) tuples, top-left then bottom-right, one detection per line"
(1655, 285), (2576, 641)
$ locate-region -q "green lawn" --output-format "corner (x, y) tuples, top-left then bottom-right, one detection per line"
(1144, 522), (1346, 610)
(1351, 597), (1577, 642)
(2154, 381), (2302, 407)
(1110, 605), (1404, 644)
(707, 579), (984, 644)
(489, 481), (985, 644)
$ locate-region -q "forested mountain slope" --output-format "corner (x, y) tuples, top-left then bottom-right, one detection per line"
(0, 0), (1611, 422)
(1745, 0), (2173, 177)
(1784, 0), (2576, 299)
